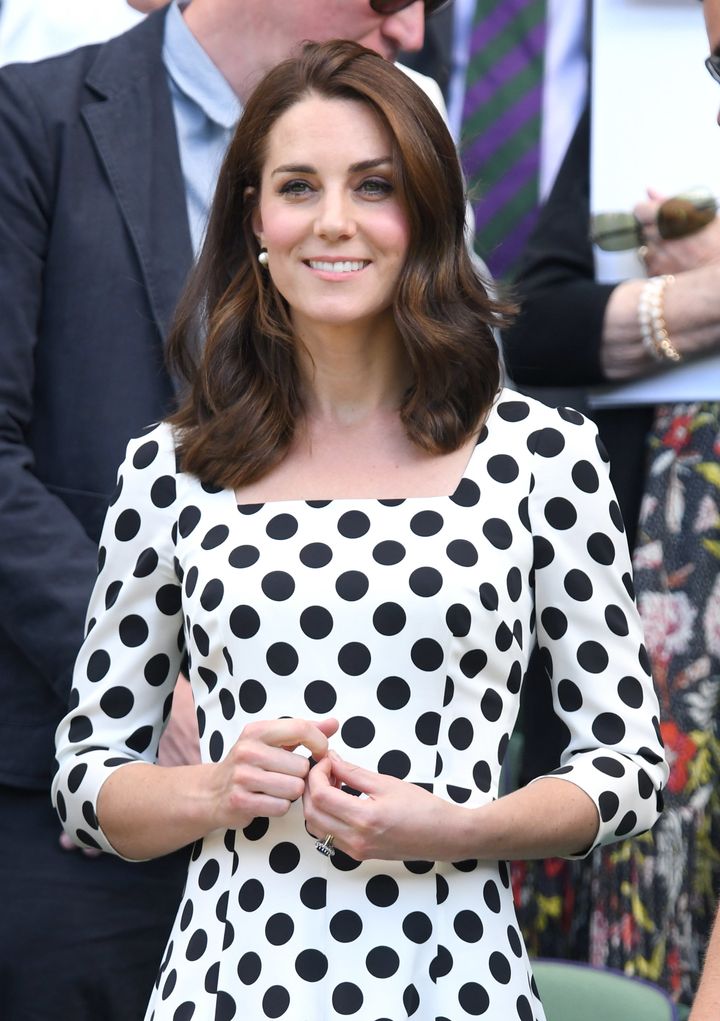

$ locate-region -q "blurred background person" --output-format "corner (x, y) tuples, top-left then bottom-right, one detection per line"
(502, 5), (720, 1013)
(401, 0), (589, 279)
(690, 900), (720, 1019)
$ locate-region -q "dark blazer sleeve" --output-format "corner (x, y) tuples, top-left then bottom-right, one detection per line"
(0, 66), (101, 702)
(502, 105), (618, 388)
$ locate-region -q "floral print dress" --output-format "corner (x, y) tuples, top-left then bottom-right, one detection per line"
(513, 401), (720, 1011)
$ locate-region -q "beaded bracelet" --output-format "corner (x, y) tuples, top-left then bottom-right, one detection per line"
(638, 274), (683, 364)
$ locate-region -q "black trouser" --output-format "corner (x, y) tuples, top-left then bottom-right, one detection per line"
(0, 784), (188, 1021)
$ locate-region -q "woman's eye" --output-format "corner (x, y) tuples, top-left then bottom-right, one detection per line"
(279, 179), (312, 196)
(359, 178), (393, 197)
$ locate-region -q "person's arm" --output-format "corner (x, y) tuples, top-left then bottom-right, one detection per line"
(690, 901), (720, 1021)
(601, 203), (720, 379)
(303, 752), (599, 864)
(95, 715), (338, 859)
(0, 66), (102, 705)
(52, 424), (338, 860)
(503, 105), (720, 388)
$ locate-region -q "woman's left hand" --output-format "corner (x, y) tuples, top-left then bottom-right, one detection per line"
(635, 189), (720, 277)
(303, 751), (467, 862)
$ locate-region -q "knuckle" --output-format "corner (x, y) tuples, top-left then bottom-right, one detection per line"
(348, 837), (369, 862)
(232, 763), (253, 787)
(228, 788), (252, 815)
(313, 787), (332, 812)
(268, 799), (292, 818)
(289, 777), (305, 800)
(231, 739), (255, 765)
(358, 805), (378, 832)
(240, 721), (258, 739)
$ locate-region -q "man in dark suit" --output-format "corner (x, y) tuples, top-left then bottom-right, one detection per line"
(0, 2), (430, 1017)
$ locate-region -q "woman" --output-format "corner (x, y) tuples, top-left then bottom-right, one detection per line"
(54, 40), (667, 1020)
(503, 97), (720, 1005)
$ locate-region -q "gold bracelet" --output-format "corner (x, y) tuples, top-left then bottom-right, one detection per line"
(638, 274), (682, 364)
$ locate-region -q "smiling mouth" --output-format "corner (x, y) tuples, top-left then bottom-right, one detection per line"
(305, 260), (370, 273)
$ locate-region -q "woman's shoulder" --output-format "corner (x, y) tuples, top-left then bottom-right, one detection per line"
(117, 421), (185, 501)
(483, 387), (605, 474)
(490, 386), (596, 441)
(123, 421), (179, 469)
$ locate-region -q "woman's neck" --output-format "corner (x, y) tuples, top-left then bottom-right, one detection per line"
(295, 318), (411, 428)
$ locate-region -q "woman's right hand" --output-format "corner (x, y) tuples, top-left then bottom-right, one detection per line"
(206, 716), (339, 832)
(95, 715), (339, 860)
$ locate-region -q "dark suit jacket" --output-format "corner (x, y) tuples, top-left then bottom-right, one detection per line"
(501, 105), (653, 546)
(0, 8), (194, 788)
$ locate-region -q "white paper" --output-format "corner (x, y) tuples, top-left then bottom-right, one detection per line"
(588, 354), (720, 406)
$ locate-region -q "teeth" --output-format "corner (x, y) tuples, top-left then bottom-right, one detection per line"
(308, 260), (368, 273)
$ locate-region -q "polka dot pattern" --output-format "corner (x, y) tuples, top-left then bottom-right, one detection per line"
(54, 392), (667, 1021)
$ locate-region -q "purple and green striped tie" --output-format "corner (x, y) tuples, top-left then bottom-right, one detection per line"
(461, 0), (546, 279)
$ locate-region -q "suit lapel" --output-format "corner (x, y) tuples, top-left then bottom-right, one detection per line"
(82, 11), (194, 343)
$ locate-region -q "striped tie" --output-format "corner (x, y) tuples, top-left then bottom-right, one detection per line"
(461, 0), (546, 279)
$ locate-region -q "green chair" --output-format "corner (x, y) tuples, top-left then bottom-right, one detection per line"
(532, 959), (678, 1021)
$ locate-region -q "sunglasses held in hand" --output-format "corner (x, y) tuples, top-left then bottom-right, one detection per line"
(590, 188), (718, 252)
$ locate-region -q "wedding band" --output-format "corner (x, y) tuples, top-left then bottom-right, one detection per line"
(315, 833), (335, 857)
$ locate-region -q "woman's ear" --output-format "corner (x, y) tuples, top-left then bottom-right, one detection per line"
(245, 186), (263, 242)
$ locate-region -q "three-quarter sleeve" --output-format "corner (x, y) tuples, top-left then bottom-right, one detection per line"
(527, 405), (668, 855)
(53, 423), (184, 855)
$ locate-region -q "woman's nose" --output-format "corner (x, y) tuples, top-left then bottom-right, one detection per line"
(313, 191), (356, 240)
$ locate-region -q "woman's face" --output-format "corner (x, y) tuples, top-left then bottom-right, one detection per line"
(253, 94), (410, 337)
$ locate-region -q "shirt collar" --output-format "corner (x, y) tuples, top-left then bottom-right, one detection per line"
(163, 1), (241, 130)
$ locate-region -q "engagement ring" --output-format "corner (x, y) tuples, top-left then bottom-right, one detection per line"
(315, 833), (335, 857)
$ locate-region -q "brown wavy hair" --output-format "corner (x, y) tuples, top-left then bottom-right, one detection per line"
(167, 39), (511, 488)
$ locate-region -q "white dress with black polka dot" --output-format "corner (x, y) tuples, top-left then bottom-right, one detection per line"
(54, 389), (667, 1021)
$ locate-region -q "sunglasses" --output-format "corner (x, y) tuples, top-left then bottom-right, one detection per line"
(590, 187), (717, 251)
(370, 0), (452, 15)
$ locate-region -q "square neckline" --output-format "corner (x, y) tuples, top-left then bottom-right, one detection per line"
(228, 429), (487, 512)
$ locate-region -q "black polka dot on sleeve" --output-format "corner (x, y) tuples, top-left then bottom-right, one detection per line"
(528, 405), (668, 855)
(53, 423), (186, 857)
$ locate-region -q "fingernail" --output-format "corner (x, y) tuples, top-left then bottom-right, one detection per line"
(329, 750), (341, 762)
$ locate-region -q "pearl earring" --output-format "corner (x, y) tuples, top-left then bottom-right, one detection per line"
(258, 248), (269, 267)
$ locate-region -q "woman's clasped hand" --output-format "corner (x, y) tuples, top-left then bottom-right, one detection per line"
(208, 716), (338, 831)
(207, 716), (461, 863)
(303, 749), (461, 864)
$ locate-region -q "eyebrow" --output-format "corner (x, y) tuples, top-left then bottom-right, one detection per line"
(271, 157), (393, 176)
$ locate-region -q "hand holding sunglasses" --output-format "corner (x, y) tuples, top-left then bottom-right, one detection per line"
(590, 187), (718, 252)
